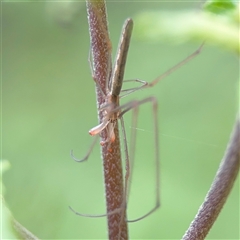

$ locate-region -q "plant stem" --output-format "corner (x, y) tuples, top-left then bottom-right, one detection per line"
(86, 1), (128, 239)
(182, 116), (240, 240)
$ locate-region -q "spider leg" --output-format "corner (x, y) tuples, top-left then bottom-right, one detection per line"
(120, 79), (148, 98)
(118, 97), (160, 222)
(146, 43), (204, 88)
(70, 135), (99, 163)
(119, 43), (204, 99)
(69, 205), (123, 218)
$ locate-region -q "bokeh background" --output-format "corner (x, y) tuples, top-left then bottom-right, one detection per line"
(2, 1), (239, 239)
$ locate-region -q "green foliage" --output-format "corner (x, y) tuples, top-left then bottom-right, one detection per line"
(135, 2), (239, 54)
(1, 161), (17, 239)
(204, 0), (237, 14)
(1, 160), (11, 195)
(1, 161), (39, 239)
(1, 199), (18, 240)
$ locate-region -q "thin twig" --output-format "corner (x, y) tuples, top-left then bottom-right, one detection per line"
(12, 219), (39, 240)
(182, 115), (240, 240)
(86, 1), (128, 239)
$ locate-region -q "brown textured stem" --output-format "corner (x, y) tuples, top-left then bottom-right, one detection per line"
(86, 1), (128, 239)
(182, 115), (240, 240)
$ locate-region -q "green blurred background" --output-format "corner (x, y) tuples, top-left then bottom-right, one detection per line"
(2, 1), (239, 239)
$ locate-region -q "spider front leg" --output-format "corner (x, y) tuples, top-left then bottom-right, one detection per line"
(120, 43), (204, 99)
(146, 43), (204, 88)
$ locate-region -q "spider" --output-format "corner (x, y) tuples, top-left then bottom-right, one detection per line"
(70, 18), (203, 222)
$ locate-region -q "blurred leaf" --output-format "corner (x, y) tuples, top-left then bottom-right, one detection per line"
(204, 0), (237, 14)
(0, 160), (11, 195)
(239, 78), (240, 112)
(1, 161), (16, 239)
(134, 11), (239, 54)
(45, 1), (84, 27)
(1, 160), (39, 239)
(0, 160), (11, 174)
(1, 197), (19, 239)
